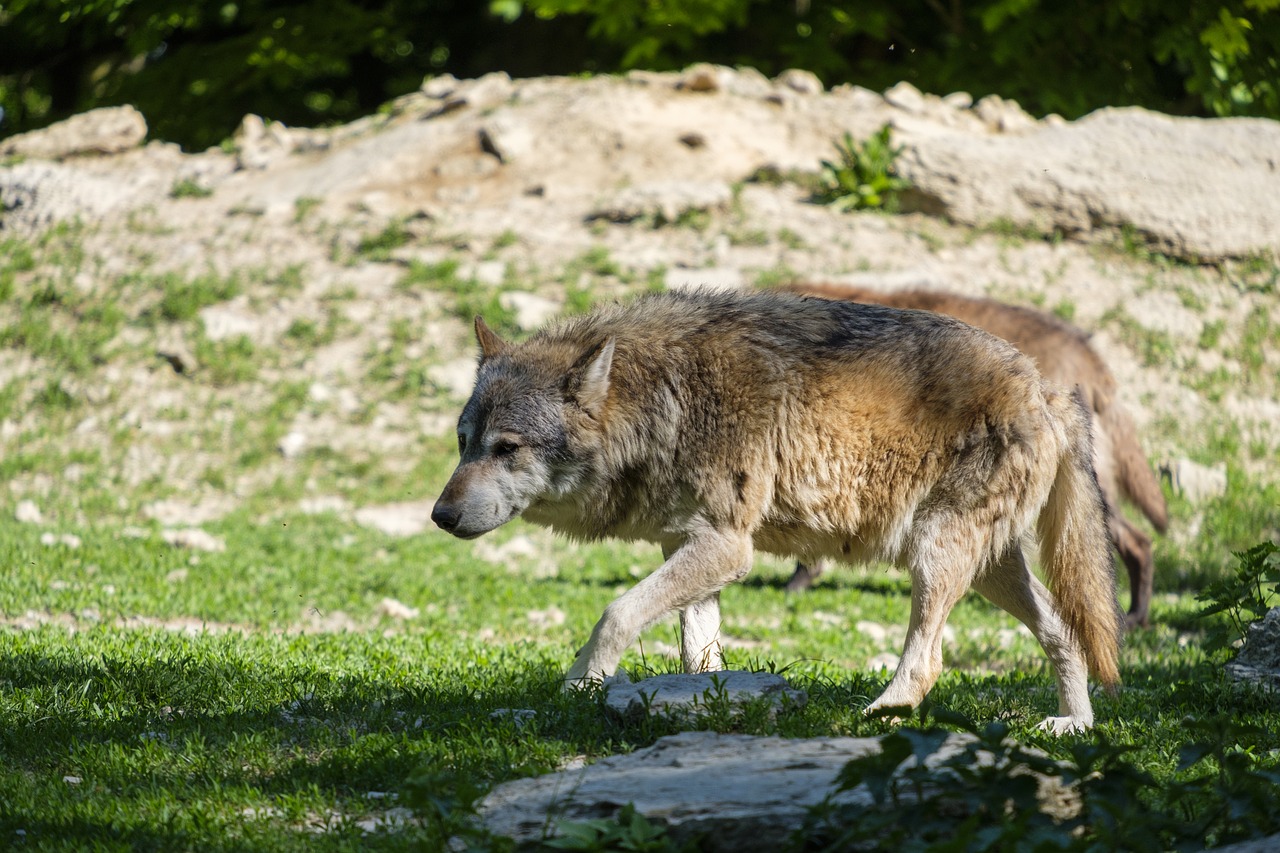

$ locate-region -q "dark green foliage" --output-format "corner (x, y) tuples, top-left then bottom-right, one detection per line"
(150, 271), (243, 323)
(402, 763), (512, 852)
(507, 0), (1280, 121)
(1196, 541), (1280, 655)
(2, 1), (1276, 152)
(812, 126), (910, 212)
(796, 708), (1280, 852)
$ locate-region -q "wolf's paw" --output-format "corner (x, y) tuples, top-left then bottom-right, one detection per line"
(562, 673), (601, 693)
(1036, 714), (1092, 735)
(563, 662), (624, 693)
(863, 699), (915, 725)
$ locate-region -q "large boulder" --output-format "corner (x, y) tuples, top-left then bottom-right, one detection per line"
(897, 107), (1280, 262)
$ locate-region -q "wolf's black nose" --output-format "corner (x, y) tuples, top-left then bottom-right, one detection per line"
(431, 503), (460, 532)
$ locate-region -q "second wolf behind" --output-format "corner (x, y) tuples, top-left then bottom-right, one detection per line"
(779, 282), (1168, 629)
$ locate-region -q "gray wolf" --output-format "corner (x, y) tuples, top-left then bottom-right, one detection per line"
(432, 289), (1122, 732)
(778, 282), (1168, 629)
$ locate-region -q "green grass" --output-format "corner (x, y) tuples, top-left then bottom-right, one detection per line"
(354, 221), (414, 262)
(170, 178), (213, 199)
(1100, 305), (1179, 368)
(2, 445), (1278, 850)
(2, 226), (1278, 849)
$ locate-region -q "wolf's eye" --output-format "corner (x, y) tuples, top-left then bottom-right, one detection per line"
(457, 433), (467, 454)
(493, 439), (520, 457)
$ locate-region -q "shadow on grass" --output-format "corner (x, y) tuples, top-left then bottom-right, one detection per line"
(0, 631), (632, 850)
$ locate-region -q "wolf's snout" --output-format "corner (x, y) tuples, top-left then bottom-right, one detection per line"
(431, 502), (461, 533)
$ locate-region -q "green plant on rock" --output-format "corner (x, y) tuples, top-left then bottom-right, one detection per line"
(1196, 541), (1280, 655)
(812, 125), (910, 213)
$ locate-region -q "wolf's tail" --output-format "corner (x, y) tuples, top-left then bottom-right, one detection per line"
(1039, 389), (1124, 689)
(1098, 397), (1169, 534)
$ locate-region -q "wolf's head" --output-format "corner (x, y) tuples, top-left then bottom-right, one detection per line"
(431, 316), (615, 539)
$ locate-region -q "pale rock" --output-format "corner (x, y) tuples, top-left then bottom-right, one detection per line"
(353, 501), (435, 537)
(897, 107), (1280, 260)
(144, 498), (233, 526)
(234, 114), (294, 170)
(199, 305), (259, 342)
(15, 500), (43, 524)
(376, 597), (420, 620)
(856, 620), (890, 643)
(663, 266), (743, 292)
(447, 72), (514, 113)
(525, 606), (565, 628)
(603, 671), (807, 719)
(974, 94), (1037, 132)
(0, 106), (147, 160)
(1225, 607), (1280, 692)
(678, 63), (728, 93)
(776, 68), (823, 96)
(278, 431), (308, 458)
(884, 81), (927, 113)
(355, 807), (416, 834)
(868, 652), (901, 671)
(489, 708), (537, 728)
(499, 291), (560, 331)
(480, 730), (1071, 850)
(479, 116), (535, 164)
(461, 259), (507, 287)
(427, 358), (478, 399)
(40, 532), (82, 549)
(420, 74), (461, 99)
(298, 495), (352, 515)
(590, 181), (732, 224)
(161, 528), (227, 553)
(1161, 458), (1228, 503)
(473, 534), (540, 565)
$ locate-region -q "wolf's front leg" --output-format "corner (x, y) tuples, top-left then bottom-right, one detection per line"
(564, 530), (751, 688)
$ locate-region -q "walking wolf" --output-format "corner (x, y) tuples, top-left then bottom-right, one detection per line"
(433, 289), (1122, 731)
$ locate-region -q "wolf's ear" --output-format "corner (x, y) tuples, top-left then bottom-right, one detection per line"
(474, 316), (508, 362)
(570, 337), (615, 416)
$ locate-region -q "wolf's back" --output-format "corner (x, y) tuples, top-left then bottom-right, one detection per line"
(782, 281), (1168, 533)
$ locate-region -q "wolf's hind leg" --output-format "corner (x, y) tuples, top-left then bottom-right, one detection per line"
(866, 529), (979, 717)
(680, 593), (724, 673)
(974, 546), (1093, 733)
(564, 530), (750, 688)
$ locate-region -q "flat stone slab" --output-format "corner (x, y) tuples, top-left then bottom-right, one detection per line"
(479, 731), (888, 849)
(604, 671), (807, 718)
(479, 730), (1071, 850)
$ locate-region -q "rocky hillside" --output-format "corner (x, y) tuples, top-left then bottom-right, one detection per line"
(2, 66), (1278, 540)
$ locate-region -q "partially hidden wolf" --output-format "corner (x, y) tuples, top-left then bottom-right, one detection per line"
(779, 282), (1168, 629)
(432, 289), (1122, 732)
